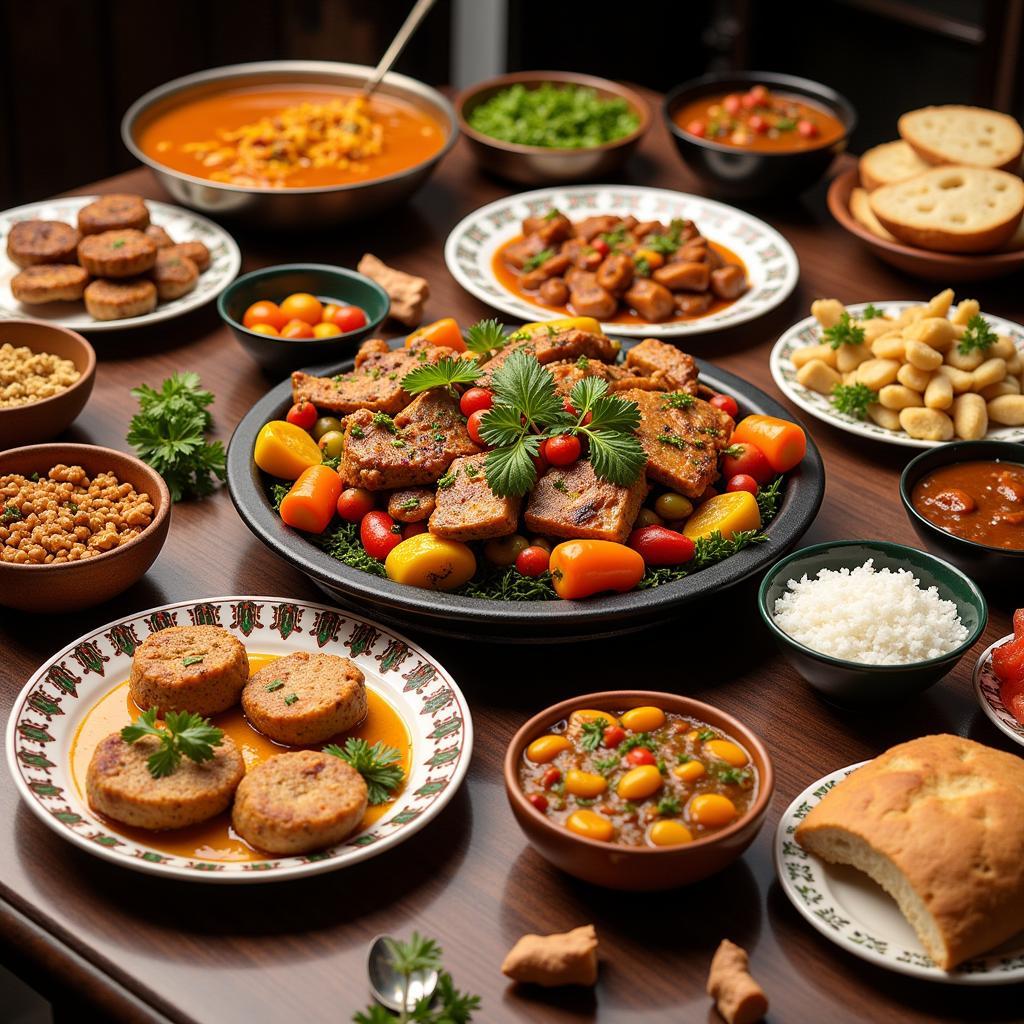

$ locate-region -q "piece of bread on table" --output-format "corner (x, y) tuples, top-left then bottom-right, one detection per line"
(795, 734), (1024, 970)
(859, 140), (931, 192)
(849, 186), (895, 241)
(898, 105), (1024, 171)
(869, 166), (1024, 252)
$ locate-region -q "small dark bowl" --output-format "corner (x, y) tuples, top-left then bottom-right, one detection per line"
(456, 71), (650, 185)
(900, 440), (1024, 588)
(504, 690), (774, 890)
(758, 540), (987, 705)
(663, 71), (856, 200)
(218, 264), (389, 377)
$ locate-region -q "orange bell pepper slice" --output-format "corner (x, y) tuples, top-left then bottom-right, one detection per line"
(731, 415), (806, 473)
(549, 540), (645, 600)
(279, 464), (342, 534)
(405, 317), (466, 352)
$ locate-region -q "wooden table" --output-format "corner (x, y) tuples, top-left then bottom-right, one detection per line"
(1, 87), (1020, 1024)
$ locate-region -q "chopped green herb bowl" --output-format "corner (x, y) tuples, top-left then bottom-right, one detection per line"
(758, 540), (988, 705)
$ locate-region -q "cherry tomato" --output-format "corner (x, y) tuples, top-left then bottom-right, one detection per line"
(516, 545), (550, 577)
(626, 747), (656, 766)
(318, 430), (345, 460)
(798, 119), (819, 139)
(280, 292), (323, 325)
(542, 767), (561, 789)
(720, 441), (774, 485)
(286, 400), (318, 430)
(627, 525), (696, 566)
(322, 303), (341, 323)
(749, 84), (769, 104)
(337, 487), (374, 522)
(591, 237), (610, 256)
(603, 725), (626, 748)
(709, 393), (739, 418)
(360, 510), (404, 560)
(741, 92), (760, 110)
(467, 409), (488, 446)
(402, 521), (428, 539)
(328, 304), (367, 333)
(723, 93), (742, 115)
(460, 387), (493, 417)
(242, 300), (286, 331)
(542, 434), (581, 467)
(726, 473), (759, 495)
(562, 398), (592, 425)
(748, 114), (768, 134)
(687, 119), (706, 137)
(281, 318), (314, 339)
(531, 449), (549, 477)
(312, 322), (342, 338)
(249, 323), (279, 336)
(528, 793), (549, 812)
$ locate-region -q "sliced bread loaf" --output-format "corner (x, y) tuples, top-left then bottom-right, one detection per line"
(869, 165), (1024, 252)
(849, 186), (895, 240)
(899, 105), (1024, 171)
(860, 140), (931, 191)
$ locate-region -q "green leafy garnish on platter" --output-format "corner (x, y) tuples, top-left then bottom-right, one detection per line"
(325, 737), (404, 805)
(121, 707), (223, 779)
(822, 312), (865, 350)
(860, 304), (885, 320)
(463, 317), (509, 357)
(401, 356), (481, 397)
(579, 717), (610, 752)
(957, 313), (997, 355)
(830, 382), (877, 420)
(523, 247), (556, 272)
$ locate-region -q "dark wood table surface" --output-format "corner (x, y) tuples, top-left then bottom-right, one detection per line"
(1, 87), (1021, 1024)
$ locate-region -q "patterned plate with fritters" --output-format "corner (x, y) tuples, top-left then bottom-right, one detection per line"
(6, 597), (472, 882)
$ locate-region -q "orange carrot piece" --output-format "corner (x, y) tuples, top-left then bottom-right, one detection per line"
(731, 415), (806, 473)
(405, 317), (466, 352)
(279, 464), (342, 534)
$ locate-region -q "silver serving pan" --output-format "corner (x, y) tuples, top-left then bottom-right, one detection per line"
(121, 60), (457, 228)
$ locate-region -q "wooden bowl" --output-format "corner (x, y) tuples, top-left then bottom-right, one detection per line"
(0, 443), (171, 612)
(827, 167), (1024, 282)
(0, 320), (96, 448)
(504, 690), (774, 890)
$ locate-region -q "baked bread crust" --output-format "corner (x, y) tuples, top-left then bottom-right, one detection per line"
(859, 140), (930, 192)
(795, 734), (1024, 970)
(898, 105), (1024, 171)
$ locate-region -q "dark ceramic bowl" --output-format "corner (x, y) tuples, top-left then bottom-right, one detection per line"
(663, 71), (855, 200)
(0, 320), (96, 449)
(218, 264), (389, 377)
(0, 443), (171, 612)
(226, 338), (825, 642)
(758, 540), (987, 705)
(456, 71), (650, 185)
(900, 440), (1024, 588)
(504, 690), (774, 890)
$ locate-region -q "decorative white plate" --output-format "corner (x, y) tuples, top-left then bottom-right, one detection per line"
(771, 301), (1024, 449)
(6, 596), (472, 883)
(776, 762), (1024, 983)
(0, 195), (241, 332)
(974, 633), (1024, 747)
(444, 185), (799, 337)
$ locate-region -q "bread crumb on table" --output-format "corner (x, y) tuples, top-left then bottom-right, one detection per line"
(707, 939), (768, 1024)
(501, 924), (598, 987)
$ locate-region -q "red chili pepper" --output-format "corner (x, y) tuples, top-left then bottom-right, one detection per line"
(627, 525), (696, 567)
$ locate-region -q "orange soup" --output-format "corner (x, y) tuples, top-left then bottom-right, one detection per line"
(70, 652), (411, 861)
(136, 85), (446, 189)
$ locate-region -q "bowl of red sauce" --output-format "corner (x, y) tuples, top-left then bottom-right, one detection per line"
(663, 72), (855, 200)
(900, 440), (1024, 589)
(504, 690), (773, 890)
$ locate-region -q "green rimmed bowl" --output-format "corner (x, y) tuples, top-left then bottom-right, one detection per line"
(757, 540), (988, 705)
(218, 263), (389, 377)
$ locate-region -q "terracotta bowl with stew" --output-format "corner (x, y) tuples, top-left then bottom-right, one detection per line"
(663, 71), (855, 200)
(456, 72), (650, 186)
(0, 443), (171, 613)
(900, 440), (1024, 589)
(504, 690), (774, 890)
(0, 320), (96, 449)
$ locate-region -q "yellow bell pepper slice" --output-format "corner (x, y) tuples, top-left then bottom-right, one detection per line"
(384, 532), (477, 590)
(519, 316), (603, 336)
(682, 491), (761, 542)
(254, 420), (322, 481)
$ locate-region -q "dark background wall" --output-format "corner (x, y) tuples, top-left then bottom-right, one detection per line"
(0, 0), (1019, 206)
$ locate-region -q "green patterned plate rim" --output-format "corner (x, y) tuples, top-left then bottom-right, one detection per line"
(974, 633), (1024, 749)
(5, 596), (472, 883)
(775, 761), (1024, 983)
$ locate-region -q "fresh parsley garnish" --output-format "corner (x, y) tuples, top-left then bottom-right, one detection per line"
(579, 717), (609, 752)
(265, 679), (284, 692)
(593, 755), (620, 775)
(325, 737), (404, 805)
(642, 218), (688, 256)
(402, 356), (481, 396)
(120, 707), (223, 779)
(658, 433), (687, 450)
(523, 247), (556, 272)
(656, 795), (681, 816)
(618, 733), (657, 754)
(2, 504), (23, 522)
(396, 498), (420, 511)
(634, 256), (651, 278)
(698, 729), (715, 741)
(712, 764), (752, 785)
(830, 382), (877, 420)
(436, 470), (456, 489)
(755, 476), (784, 521)
(181, 655), (204, 666)
(349, 423), (365, 439)
(371, 412), (397, 433)
(822, 312), (865, 349)
(463, 318), (509, 357)
(957, 314), (997, 355)
(720, 443), (745, 458)
(860, 303), (885, 320)
(661, 391), (695, 410)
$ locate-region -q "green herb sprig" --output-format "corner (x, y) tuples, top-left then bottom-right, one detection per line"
(463, 318), (510, 357)
(401, 356), (481, 397)
(579, 717), (610, 752)
(830, 382), (877, 420)
(823, 312), (865, 350)
(325, 737), (404, 805)
(860, 304), (886, 320)
(120, 707), (223, 779)
(957, 314), (997, 355)
(523, 247), (556, 272)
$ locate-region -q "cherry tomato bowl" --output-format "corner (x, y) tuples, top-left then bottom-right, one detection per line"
(218, 263), (389, 375)
(504, 691), (774, 890)
(227, 337), (825, 642)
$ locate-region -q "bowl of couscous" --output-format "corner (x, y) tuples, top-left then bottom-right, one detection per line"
(0, 320), (96, 448)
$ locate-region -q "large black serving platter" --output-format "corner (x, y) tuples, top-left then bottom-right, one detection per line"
(227, 340), (825, 641)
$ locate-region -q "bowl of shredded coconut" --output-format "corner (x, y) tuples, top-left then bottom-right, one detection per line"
(758, 540), (988, 703)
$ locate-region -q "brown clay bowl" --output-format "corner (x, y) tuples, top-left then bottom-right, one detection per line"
(456, 71), (650, 185)
(504, 690), (774, 890)
(0, 320), (96, 448)
(827, 167), (1024, 282)
(0, 443), (171, 612)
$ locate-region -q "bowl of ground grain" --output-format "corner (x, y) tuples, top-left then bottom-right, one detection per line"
(0, 443), (171, 612)
(0, 320), (96, 448)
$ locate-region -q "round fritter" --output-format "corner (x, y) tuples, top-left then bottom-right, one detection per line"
(130, 625), (249, 717)
(83, 278), (157, 321)
(241, 651), (366, 745)
(86, 731), (244, 830)
(6, 220), (80, 268)
(387, 487), (435, 523)
(78, 230), (157, 278)
(145, 224), (175, 249)
(231, 750), (368, 854)
(77, 194), (150, 235)
(11, 264), (89, 304)
(165, 240), (210, 273)
(151, 250), (198, 301)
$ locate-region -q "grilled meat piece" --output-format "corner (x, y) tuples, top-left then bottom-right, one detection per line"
(477, 328), (618, 387)
(624, 339), (699, 394)
(428, 454), (521, 541)
(624, 278), (675, 322)
(387, 487), (435, 523)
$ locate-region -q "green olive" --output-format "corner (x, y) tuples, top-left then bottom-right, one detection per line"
(312, 416), (342, 441)
(634, 508), (664, 529)
(484, 534), (529, 566)
(318, 430), (345, 459)
(654, 492), (693, 521)
(528, 536), (552, 553)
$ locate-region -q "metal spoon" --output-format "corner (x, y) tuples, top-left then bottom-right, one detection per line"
(362, 0), (438, 99)
(367, 934), (440, 1014)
